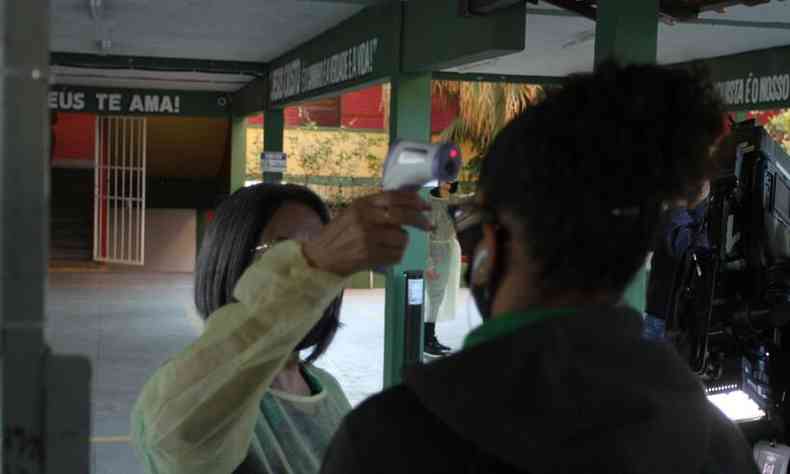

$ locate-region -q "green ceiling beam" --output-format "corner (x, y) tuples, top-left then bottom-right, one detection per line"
(433, 71), (562, 85)
(594, 0), (659, 65)
(51, 52), (267, 77)
(233, 78), (268, 116)
(265, 0), (527, 109)
(402, 0), (526, 72)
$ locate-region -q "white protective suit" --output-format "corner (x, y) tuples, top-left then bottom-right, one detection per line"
(425, 193), (470, 323)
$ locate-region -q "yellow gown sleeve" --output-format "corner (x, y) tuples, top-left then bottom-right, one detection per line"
(131, 240), (347, 474)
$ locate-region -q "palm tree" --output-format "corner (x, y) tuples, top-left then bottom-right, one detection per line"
(381, 81), (546, 179)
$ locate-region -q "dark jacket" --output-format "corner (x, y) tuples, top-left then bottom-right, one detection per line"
(321, 306), (757, 474)
(646, 204), (709, 319)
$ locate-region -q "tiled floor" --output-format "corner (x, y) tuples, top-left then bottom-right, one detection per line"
(46, 272), (482, 474)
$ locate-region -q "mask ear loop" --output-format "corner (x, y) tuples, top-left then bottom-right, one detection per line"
(478, 207), (509, 311)
(487, 226), (509, 306)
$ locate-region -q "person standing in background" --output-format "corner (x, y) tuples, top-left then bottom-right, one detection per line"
(424, 181), (471, 356)
(645, 180), (711, 341)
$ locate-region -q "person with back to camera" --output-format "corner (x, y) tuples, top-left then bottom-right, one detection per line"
(131, 183), (431, 474)
(320, 62), (759, 473)
(424, 180), (472, 356)
(645, 178), (712, 341)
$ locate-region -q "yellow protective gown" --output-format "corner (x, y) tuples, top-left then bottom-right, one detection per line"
(131, 241), (350, 474)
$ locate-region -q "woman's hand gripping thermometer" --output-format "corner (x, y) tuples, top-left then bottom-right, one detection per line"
(376, 140), (462, 272)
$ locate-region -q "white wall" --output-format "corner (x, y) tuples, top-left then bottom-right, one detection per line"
(143, 209), (196, 273)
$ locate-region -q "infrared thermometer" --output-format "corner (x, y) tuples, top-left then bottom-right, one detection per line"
(375, 140), (462, 273)
(382, 141), (462, 191)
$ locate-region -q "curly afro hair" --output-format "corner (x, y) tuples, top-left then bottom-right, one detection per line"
(480, 61), (725, 297)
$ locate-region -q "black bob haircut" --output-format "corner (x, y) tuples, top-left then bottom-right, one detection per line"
(194, 183), (341, 363)
(481, 61), (725, 297)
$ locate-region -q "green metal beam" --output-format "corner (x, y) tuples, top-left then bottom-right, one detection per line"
(233, 78), (268, 116)
(542, 0), (597, 19)
(262, 109), (286, 184)
(402, 0), (526, 72)
(464, 0), (525, 15)
(594, 0), (659, 65)
(529, 5), (790, 29)
(51, 52), (267, 77)
(263, 109), (285, 152)
(433, 71), (562, 85)
(525, 7), (587, 18)
(383, 72), (433, 389)
(3, 1), (50, 472)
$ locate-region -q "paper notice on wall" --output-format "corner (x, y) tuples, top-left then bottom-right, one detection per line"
(261, 152), (287, 173)
(407, 278), (424, 306)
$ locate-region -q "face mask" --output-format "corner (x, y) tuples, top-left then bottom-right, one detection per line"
(454, 205), (504, 321)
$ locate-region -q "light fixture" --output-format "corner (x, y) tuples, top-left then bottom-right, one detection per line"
(707, 389), (766, 423)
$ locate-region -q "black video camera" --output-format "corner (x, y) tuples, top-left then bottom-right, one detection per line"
(666, 119), (790, 444)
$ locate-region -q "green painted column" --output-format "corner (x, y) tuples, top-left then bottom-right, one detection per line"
(594, 0), (659, 65)
(595, 0), (659, 312)
(263, 108), (285, 184)
(230, 115), (247, 193)
(383, 73), (432, 388)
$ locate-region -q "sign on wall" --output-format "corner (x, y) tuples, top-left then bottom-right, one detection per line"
(266, 2), (400, 108)
(270, 38), (380, 104)
(261, 151), (287, 173)
(715, 73), (790, 109)
(49, 86), (231, 116)
(681, 45), (790, 111)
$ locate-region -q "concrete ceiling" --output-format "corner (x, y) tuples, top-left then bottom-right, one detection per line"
(51, 66), (255, 91)
(446, 0), (790, 77)
(50, 0), (367, 90)
(51, 0), (365, 62)
(50, 0), (790, 91)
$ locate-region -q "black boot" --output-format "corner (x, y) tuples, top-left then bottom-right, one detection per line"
(424, 322), (450, 356)
(435, 339), (452, 353)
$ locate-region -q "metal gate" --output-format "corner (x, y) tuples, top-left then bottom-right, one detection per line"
(93, 116), (147, 265)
